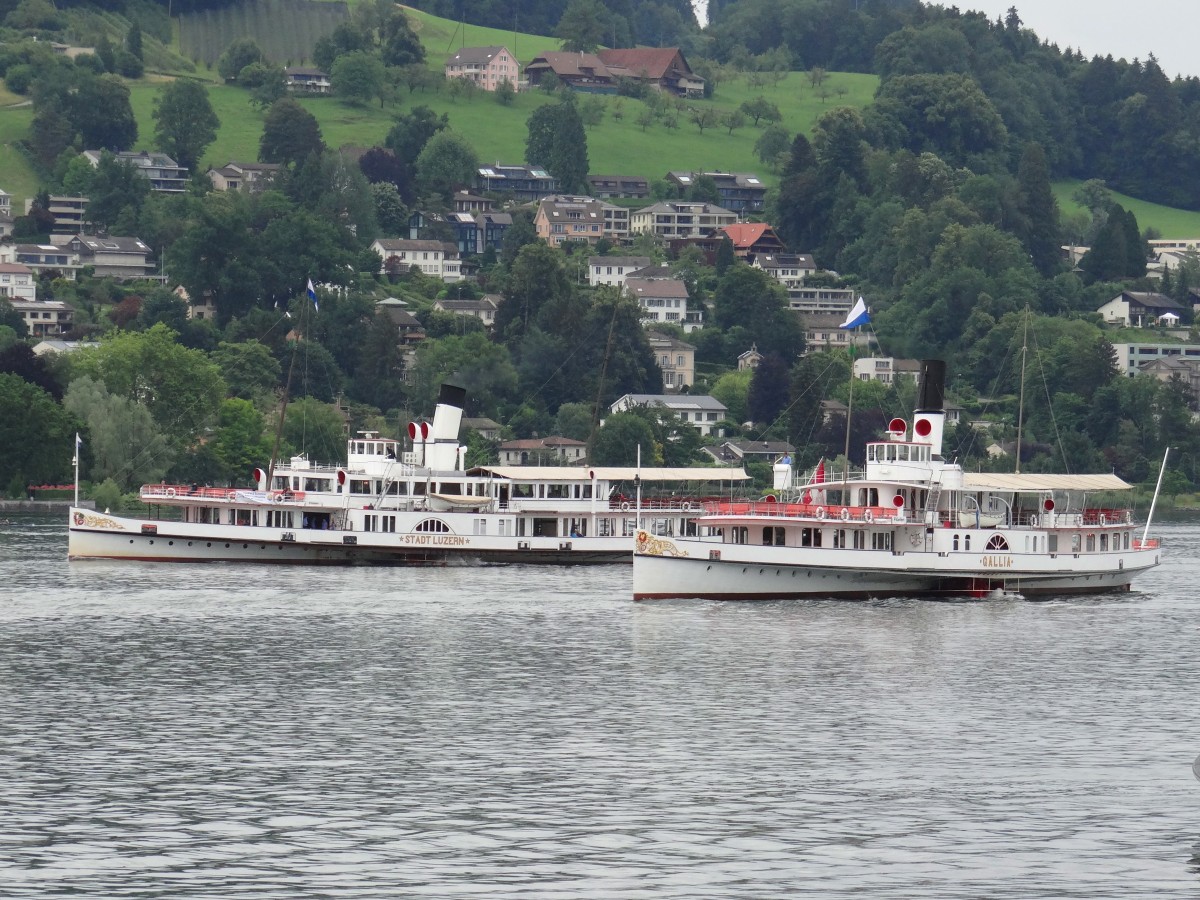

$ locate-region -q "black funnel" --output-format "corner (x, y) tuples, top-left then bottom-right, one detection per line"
(438, 383), (467, 411)
(915, 360), (946, 412)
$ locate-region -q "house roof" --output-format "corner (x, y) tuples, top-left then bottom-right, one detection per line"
(756, 253), (815, 269)
(373, 239), (454, 253)
(0, 263), (33, 275)
(525, 51), (611, 79)
(588, 256), (653, 269)
(625, 277), (689, 299)
(70, 235), (151, 254)
(285, 66), (327, 77)
(1117, 291), (1184, 311)
(647, 331), (695, 350)
(596, 48), (693, 81)
(613, 393), (727, 412)
(720, 222), (772, 249)
(499, 436), (586, 450)
(446, 45), (510, 66)
(723, 439), (796, 455)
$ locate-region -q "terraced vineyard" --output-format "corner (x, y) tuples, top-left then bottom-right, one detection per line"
(179, 0), (349, 67)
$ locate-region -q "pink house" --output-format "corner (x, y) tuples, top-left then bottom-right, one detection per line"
(444, 46), (520, 92)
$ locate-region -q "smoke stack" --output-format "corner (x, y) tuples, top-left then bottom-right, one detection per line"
(912, 359), (947, 459)
(426, 383), (466, 470)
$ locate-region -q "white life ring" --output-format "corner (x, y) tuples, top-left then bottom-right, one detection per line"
(683, 501), (695, 512)
(1099, 514), (1106, 526)
(816, 506), (827, 520)
(164, 487), (176, 498)
(272, 493), (284, 504)
(839, 507), (849, 522)
(1030, 514), (1038, 527)
(863, 509), (874, 524)
(620, 501), (631, 511)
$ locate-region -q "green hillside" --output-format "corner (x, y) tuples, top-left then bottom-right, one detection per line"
(4, 2), (1200, 240)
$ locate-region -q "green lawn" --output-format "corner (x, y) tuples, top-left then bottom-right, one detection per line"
(0, 103), (36, 210)
(1053, 179), (1200, 238)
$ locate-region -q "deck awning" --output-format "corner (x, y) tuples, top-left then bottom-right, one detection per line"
(962, 473), (1131, 491)
(471, 466), (751, 482)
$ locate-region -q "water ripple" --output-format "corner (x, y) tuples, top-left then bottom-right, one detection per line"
(0, 514), (1197, 897)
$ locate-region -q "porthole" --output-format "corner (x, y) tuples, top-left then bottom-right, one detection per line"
(169, 541), (174, 546)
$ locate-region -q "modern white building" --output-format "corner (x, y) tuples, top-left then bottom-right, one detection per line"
(587, 256), (653, 287)
(371, 239), (463, 283)
(629, 201), (737, 240)
(0, 263), (37, 301)
(609, 393), (728, 437)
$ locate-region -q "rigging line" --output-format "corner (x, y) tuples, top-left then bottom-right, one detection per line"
(750, 353), (842, 453)
(589, 297), (622, 448)
(1026, 323), (1072, 475)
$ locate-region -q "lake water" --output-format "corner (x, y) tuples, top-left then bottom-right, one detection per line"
(1, 513), (1198, 898)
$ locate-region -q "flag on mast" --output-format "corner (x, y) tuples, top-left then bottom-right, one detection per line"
(812, 458), (825, 484)
(839, 296), (869, 329)
(306, 278), (319, 312)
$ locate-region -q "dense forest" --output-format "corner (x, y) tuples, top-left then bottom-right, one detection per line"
(2, 0), (1200, 501)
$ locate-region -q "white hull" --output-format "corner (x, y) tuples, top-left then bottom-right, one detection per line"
(633, 532), (1161, 600)
(69, 508), (632, 565)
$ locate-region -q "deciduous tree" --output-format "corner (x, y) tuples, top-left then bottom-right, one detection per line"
(153, 79), (220, 171)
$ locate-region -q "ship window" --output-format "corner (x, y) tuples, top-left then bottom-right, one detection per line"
(871, 532), (891, 550)
(1072, 534), (1081, 553)
(1086, 534), (1095, 552)
(853, 530), (866, 550)
(1124, 532), (1130, 549)
(416, 518), (450, 532)
(985, 534), (1009, 551)
(1100, 533), (1108, 551)
(764, 526), (784, 545)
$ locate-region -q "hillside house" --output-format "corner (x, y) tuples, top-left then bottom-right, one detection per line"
(648, 331), (695, 392)
(595, 48), (704, 97)
(738, 345), (763, 370)
(8, 243), (80, 280)
(586, 175), (650, 199)
(84, 150), (188, 193)
(587, 256), (653, 287)
(371, 239), (463, 282)
(208, 161), (281, 192)
(1110, 342), (1200, 377)
(1097, 291), (1186, 327)
(23, 195), (88, 237)
(753, 252), (817, 290)
(67, 235), (156, 280)
(667, 171), (767, 214)
(802, 314), (873, 353)
(523, 51), (615, 92)
(624, 277), (697, 331)
(787, 286), (857, 318)
(853, 356), (921, 384)
(284, 66), (331, 94)
(433, 295), (499, 328)
(534, 195), (629, 247)
(11, 299), (73, 336)
(629, 200), (738, 241)
(498, 437), (587, 466)
(0, 263), (37, 301)
(444, 46), (520, 91)
(719, 222), (787, 259)
(476, 164), (558, 202)
(610, 393), (727, 438)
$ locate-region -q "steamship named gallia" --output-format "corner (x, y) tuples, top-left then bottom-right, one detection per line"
(633, 360), (1164, 600)
(68, 385), (750, 565)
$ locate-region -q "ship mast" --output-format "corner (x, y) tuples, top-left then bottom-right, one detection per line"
(1014, 309), (1029, 475)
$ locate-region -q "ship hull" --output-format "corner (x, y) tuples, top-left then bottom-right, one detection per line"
(69, 509), (628, 566)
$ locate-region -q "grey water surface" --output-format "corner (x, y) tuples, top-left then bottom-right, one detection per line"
(0, 514), (1197, 898)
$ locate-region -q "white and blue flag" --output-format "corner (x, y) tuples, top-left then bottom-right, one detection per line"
(839, 296), (869, 329)
(306, 278), (319, 312)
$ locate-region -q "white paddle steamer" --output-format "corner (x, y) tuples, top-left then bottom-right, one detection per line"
(69, 385), (748, 565)
(633, 361), (1164, 600)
